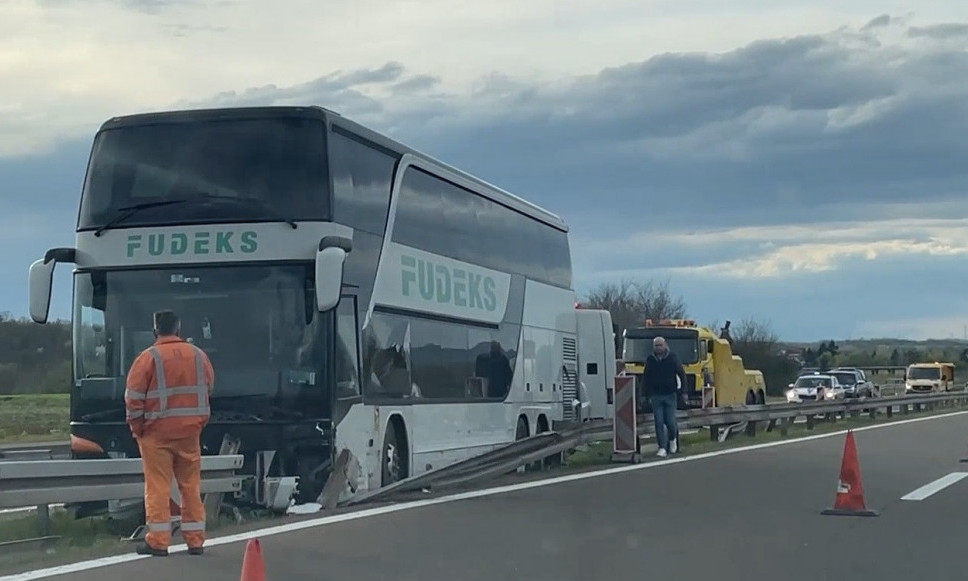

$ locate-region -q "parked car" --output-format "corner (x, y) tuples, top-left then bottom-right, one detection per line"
(786, 373), (846, 403)
(828, 367), (878, 398)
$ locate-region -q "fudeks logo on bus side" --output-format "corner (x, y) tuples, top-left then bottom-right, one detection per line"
(401, 254), (498, 312)
(126, 231), (258, 258)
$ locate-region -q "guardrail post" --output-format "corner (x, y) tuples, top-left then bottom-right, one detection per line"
(806, 414), (815, 430)
(709, 425), (720, 442)
(886, 404), (893, 418)
(745, 420), (757, 437)
(37, 504), (50, 537)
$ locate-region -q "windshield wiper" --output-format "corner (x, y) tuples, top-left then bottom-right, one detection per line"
(195, 193), (298, 229)
(93, 194), (298, 237)
(80, 408), (127, 422)
(94, 200), (189, 237)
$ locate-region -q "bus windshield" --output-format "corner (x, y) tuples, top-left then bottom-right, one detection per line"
(72, 264), (334, 422)
(78, 116), (329, 230)
(623, 331), (700, 365)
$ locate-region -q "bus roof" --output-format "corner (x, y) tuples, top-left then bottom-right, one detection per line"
(97, 105), (569, 233)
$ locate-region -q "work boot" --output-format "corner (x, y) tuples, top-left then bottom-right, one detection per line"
(188, 547), (204, 556)
(135, 543), (169, 557)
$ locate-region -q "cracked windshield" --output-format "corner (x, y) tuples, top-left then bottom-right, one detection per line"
(1, 1), (965, 579)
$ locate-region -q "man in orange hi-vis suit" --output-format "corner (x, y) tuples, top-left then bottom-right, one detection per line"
(125, 310), (215, 557)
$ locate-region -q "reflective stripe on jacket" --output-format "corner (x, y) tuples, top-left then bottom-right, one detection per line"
(125, 336), (215, 439)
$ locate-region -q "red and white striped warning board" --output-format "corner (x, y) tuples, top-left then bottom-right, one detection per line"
(611, 375), (639, 462)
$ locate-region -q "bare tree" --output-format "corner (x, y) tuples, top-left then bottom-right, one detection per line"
(727, 316), (797, 395)
(731, 316), (779, 354)
(582, 278), (687, 331)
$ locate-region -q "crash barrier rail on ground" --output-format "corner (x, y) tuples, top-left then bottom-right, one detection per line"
(342, 420), (612, 506)
(877, 378), (905, 397)
(0, 454), (245, 554)
(346, 391), (968, 506)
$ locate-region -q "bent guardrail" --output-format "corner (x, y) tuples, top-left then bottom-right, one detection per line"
(345, 391), (968, 505)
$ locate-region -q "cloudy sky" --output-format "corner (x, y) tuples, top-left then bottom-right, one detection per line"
(2, 0), (967, 341)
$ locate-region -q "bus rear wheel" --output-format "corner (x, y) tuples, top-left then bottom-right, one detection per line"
(381, 419), (409, 486)
(515, 416), (529, 441)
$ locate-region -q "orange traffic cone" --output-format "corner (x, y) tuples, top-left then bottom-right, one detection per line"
(240, 539), (267, 581)
(821, 430), (878, 516)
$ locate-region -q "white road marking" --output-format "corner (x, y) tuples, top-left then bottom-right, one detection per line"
(4, 408), (968, 581)
(901, 472), (968, 501)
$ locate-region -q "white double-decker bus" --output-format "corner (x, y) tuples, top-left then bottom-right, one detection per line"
(28, 106), (612, 509)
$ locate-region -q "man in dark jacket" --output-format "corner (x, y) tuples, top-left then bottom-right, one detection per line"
(642, 336), (686, 457)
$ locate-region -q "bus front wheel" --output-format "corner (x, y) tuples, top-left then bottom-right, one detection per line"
(382, 419), (409, 486)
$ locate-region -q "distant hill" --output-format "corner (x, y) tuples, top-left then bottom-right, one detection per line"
(778, 337), (968, 380)
(0, 315), (71, 395)
(785, 338), (968, 351)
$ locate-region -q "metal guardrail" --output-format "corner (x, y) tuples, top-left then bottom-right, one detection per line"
(0, 454), (246, 554)
(345, 391), (968, 505)
(344, 422), (610, 506)
(0, 441), (69, 455)
(0, 450), (54, 463)
(0, 454), (246, 508)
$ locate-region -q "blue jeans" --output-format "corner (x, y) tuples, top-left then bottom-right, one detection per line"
(651, 393), (679, 452)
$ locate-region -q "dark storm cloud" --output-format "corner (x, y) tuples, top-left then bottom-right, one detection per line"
(3, 16), (968, 340)
(180, 62), (415, 117)
(908, 23), (968, 39)
(391, 75), (441, 94)
(178, 17), (962, 239)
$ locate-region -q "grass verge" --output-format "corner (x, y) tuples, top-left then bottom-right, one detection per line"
(0, 394), (70, 444)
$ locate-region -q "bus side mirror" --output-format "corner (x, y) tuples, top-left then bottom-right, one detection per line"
(28, 248), (76, 324)
(315, 235), (352, 312)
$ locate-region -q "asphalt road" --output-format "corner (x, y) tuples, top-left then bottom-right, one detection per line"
(10, 411), (968, 581)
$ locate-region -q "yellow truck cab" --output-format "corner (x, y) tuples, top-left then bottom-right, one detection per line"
(905, 362), (955, 394)
(622, 319), (766, 410)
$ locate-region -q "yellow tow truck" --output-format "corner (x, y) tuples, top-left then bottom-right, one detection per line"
(621, 319), (767, 409)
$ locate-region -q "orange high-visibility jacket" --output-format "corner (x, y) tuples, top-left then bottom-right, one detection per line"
(125, 336), (215, 440)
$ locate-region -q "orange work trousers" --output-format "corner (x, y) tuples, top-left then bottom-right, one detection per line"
(137, 433), (206, 550)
